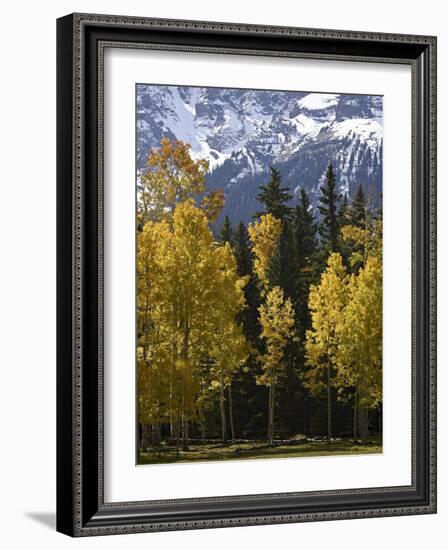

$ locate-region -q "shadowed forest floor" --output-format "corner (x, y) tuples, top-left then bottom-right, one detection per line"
(137, 436), (382, 464)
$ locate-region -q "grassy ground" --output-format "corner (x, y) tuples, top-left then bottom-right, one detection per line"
(138, 436), (382, 465)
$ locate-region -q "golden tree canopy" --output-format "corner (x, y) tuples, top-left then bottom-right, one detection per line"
(139, 138), (224, 223)
(137, 198), (248, 425)
(248, 214), (282, 293)
(304, 253), (348, 396)
(335, 255), (382, 408)
(257, 285), (295, 387)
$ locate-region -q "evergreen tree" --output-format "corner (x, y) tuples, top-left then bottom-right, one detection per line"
(338, 193), (351, 227)
(234, 222), (252, 277)
(318, 164), (341, 254)
(267, 222), (296, 301)
(351, 184), (367, 228)
(269, 219), (304, 437)
(231, 222), (265, 437)
(338, 193), (352, 268)
(294, 188), (318, 273)
(234, 222), (261, 342)
(219, 215), (233, 244)
(291, 189), (318, 336)
(375, 192), (383, 221)
(285, 188), (319, 434)
(256, 166), (293, 221)
(342, 185), (372, 273)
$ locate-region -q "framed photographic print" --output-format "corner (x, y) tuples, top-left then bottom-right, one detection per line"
(56, 13), (437, 536)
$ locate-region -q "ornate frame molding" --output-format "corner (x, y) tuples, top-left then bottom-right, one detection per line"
(57, 13), (437, 537)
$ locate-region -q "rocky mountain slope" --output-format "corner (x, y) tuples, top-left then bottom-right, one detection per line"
(136, 84), (383, 224)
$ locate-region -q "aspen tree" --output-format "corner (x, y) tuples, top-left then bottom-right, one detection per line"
(305, 253), (348, 442)
(257, 286), (295, 445)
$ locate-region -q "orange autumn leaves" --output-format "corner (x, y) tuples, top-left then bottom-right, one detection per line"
(139, 137), (224, 224)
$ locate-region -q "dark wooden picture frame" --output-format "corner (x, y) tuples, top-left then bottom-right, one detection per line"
(57, 13), (437, 537)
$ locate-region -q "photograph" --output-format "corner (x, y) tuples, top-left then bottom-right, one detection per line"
(53, 8), (436, 539)
(136, 83), (384, 465)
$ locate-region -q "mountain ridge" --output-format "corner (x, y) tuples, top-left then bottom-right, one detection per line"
(136, 85), (383, 224)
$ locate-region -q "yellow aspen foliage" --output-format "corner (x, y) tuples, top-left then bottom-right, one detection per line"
(208, 242), (248, 377)
(341, 218), (382, 268)
(304, 253), (348, 397)
(200, 189), (225, 222)
(335, 255), (382, 409)
(136, 219), (171, 334)
(139, 138), (209, 222)
(198, 241), (248, 440)
(257, 286), (295, 387)
(248, 214), (282, 293)
(256, 285), (295, 445)
(208, 316), (248, 441)
(136, 198), (247, 438)
(136, 220), (173, 426)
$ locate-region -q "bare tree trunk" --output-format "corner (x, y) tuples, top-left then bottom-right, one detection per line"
(303, 392), (309, 435)
(353, 391), (358, 440)
(267, 386), (272, 445)
(268, 384), (276, 446)
(200, 418), (207, 443)
(175, 417), (180, 457)
(180, 320), (190, 451)
(153, 423), (162, 458)
(327, 364), (332, 443)
(137, 423), (142, 452)
(169, 308), (178, 440)
(228, 386), (235, 441)
(219, 382), (227, 443)
(182, 414), (189, 451)
(142, 424), (151, 450)
(180, 385), (189, 451)
(378, 404), (383, 435)
(358, 407), (369, 442)
(151, 423), (162, 448)
(169, 368), (174, 439)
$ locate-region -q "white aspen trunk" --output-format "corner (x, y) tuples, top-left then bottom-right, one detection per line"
(169, 367), (174, 439)
(219, 381), (227, 443)
(358, 407), (369, 441)
(228, 386), (235, 441)
(143, 424), (151, 450)
(175, 417), (180, 457)
(169, 306), (178, 441)
(180, 321), (190, 451)
(182, 414), (189, 451)
(267, 386), (272, 445)
(199, 411), (207, 443)
(268, 384), (276, 446)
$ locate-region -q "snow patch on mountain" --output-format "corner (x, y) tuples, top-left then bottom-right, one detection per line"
(330, 118), (383, 145)
(297, 93), (340, 111)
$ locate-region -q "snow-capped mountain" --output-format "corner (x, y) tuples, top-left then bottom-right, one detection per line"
(136, 85), (383, 224)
